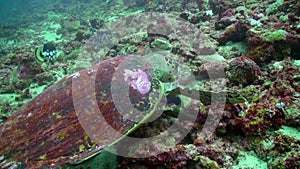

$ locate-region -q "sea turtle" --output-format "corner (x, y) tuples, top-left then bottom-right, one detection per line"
(0, 53), (202, 168)
(0, 47), (231, 168)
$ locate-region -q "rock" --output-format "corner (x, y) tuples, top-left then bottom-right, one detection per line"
(227, 56), (261, 86)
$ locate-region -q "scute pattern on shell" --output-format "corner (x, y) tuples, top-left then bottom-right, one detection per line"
(0, 56), (151, 168)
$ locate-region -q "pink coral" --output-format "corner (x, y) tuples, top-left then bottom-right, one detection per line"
(123, 69), (151, 95)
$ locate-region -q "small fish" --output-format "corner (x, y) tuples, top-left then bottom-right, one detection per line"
(35, 42), (58, 63)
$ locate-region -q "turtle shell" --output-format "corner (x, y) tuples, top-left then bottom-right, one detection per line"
(0, 56), (162, 168)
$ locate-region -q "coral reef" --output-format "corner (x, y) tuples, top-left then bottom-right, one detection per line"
(0, 0), (300, 168)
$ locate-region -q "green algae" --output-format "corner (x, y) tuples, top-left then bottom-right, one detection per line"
(276, 126), (300, 140)
(195, 155), (220, 169)
(218, 41), (248, 57)
(40, 22), (62, 42)
(150, 39), (173, 51)
(292, 60), (300, 68)
(233, 151), (268, 169)
(263, 30), (287, 42)
(266, 0), (284, 15)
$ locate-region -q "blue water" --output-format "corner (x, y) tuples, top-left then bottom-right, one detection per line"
(0, 0), (57, 24)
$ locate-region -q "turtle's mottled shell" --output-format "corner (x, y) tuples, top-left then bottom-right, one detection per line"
(0, 56), (151, 168)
